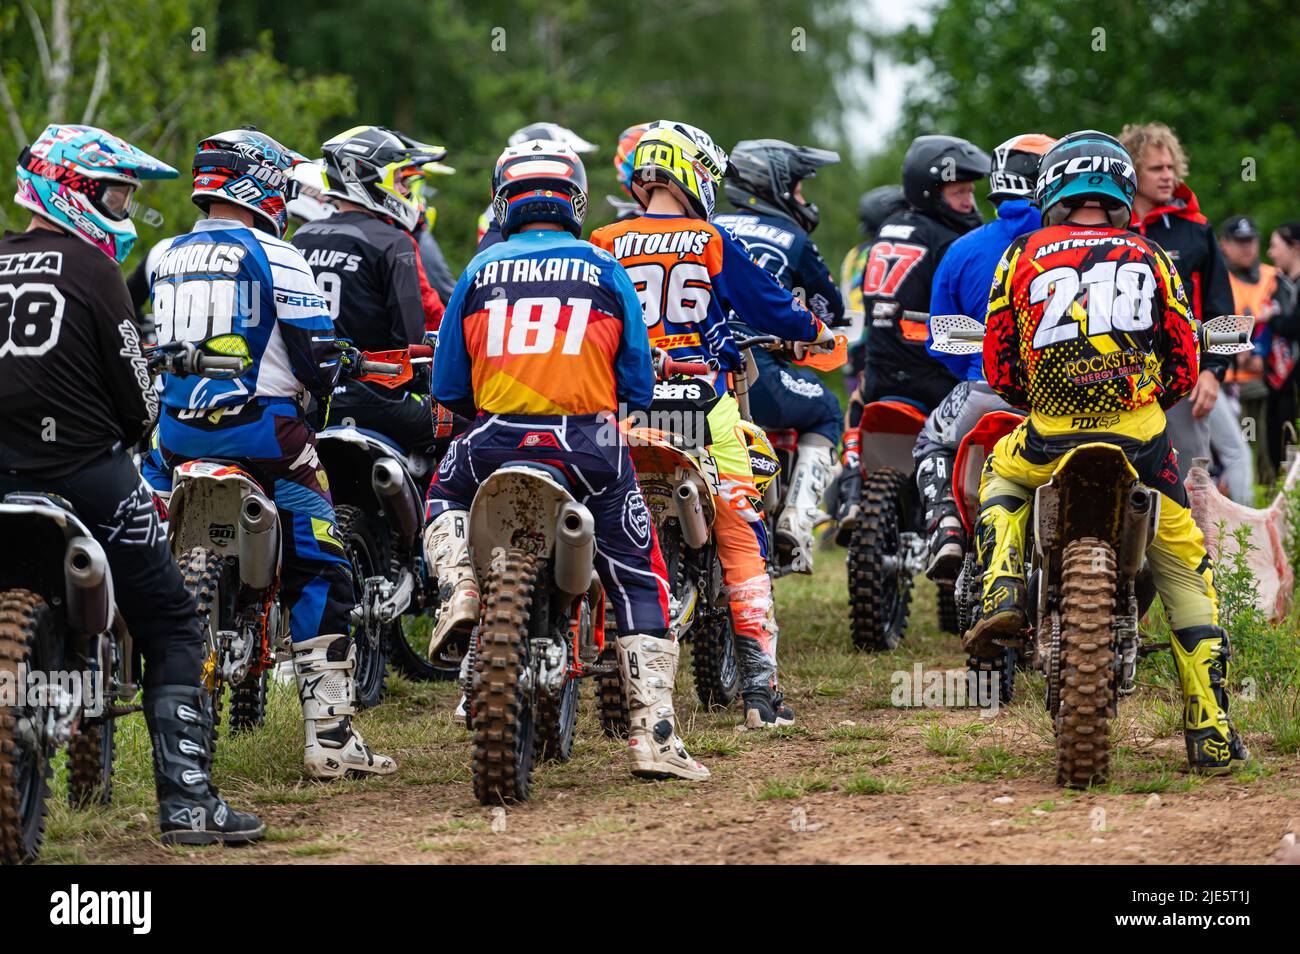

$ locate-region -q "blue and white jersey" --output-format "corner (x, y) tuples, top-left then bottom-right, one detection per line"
(147, 218), (340, 411)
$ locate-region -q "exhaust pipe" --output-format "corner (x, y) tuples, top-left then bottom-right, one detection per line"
(372, 458), (421, 544)
(65, 537), (111, 634)
(1118, 486), (1154, 577)
(674, 480), (709, 550)
(238, 492), (279, 590)
(554, 502), (595, 597)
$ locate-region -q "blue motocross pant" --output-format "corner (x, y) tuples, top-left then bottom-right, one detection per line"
(746, 346), (843, 445)
(146, 400), (354, 643)
(424, 412), (670, 637)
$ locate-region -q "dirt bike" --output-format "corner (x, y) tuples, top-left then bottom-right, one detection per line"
(0, 344), (236, 864)
(949, 408), (1025, 703)
(315, 344), (461, 701)
(464, 457), (607, 804)
(931, 311), (1253, 786)
(624, 353), (741, 717)
(843, 393), (947, 651)
(161, 345), (408, 738)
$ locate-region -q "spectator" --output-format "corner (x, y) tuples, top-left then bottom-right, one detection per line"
(1263, 223), (1300, 474)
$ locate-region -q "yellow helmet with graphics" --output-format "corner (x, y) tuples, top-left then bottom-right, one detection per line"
(630, 120), (730, 220)
(737, 420), (780, 499)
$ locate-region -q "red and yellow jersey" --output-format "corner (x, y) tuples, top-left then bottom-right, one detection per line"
(983, 224), (1197, 437)
(590, 213), (821, 395)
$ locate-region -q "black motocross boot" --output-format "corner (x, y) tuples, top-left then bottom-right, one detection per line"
(144, 685), (266, 845)
(916, 451), (964, 581)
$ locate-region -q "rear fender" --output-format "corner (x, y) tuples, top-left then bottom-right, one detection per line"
(169, 462), (276, 558)
(468, 466), (578, 581)
(953, 411), (1024, 534)
(858, 400), (927, 479)
(629, 429), (718, 529)
(1034, 443), (1139, 557)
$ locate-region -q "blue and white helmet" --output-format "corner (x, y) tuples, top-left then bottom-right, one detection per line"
(1036, 130), (1137, 227)
(15, 123), (177, 262)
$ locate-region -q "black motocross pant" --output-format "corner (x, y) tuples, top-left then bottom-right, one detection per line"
(0, 449), (204, 688)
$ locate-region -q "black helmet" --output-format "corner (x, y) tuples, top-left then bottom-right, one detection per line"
(902, 134), (991, 232)
(857, 185), (907, 237)
(988, 133), (1057, 203)
(725, 139), (839, 233)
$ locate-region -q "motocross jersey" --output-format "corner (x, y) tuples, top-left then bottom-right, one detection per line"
(147, 218), (339, 412)
(983, 222), (1197, 437)
(0, 229), (155, 475)
(432, 229), (654, 417)
(589, 214), (823, 396)
(712, 210), (844, 326)
(861, 208), (967, 382)
(291, 210), (429, 353)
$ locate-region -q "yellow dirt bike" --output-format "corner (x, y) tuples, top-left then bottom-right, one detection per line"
(932, 312), (1252, 786)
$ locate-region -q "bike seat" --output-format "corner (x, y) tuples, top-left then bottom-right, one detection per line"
(877, 395), (929, 415)
(500, 460), (573, 494)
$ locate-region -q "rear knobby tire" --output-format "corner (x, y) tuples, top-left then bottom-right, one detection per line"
(848, 469), (913, 651)
(0, 590), (58, 864)
(472, 549), (539, 804)
(228, 670), (268, 731)
(595, 645), (629, 739)
(181, 546), (224, 747)
(937, 582), (960, 634)
(1055, 537), (1117, 789)
(67, 718), (115, 808)
(337, 504), (389, 709)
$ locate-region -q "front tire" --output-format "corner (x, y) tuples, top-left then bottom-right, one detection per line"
(848, 468), (913, 651)
(1055, 537), (1117, 789)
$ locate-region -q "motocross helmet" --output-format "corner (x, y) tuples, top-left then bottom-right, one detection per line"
(491, 139), (589, 238)
(856, 184), (907, 237)
(614, 123), (651, 197)
(191, 127), (304, 238)
(1036, 130), (1136, 228)
(725, 138), (840, 233)
(630, 120), (730, 220)
(286, 160), (334, 224)
(321, 125), (447, 231)
(508, 122), (598, 154)
(988, 133), (1057, 204)
(901, 134), (990, 233)
(15, 123), (177, 263)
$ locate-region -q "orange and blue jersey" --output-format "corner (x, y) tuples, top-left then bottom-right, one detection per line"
(589, 214), (824, 395)
(432, 229), (654, 416)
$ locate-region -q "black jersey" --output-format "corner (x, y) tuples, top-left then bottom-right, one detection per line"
(0, 229), (154, 475)
(291, 210), (426, 354)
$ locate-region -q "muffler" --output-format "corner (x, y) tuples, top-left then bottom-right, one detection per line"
(1117, 485), (1154, 578)
(674, 479), (710, 550)
(64, 537), (111, 635)
(554, 501), (595, 597)
(238, 492), (279, 590)
(372, 457), (421, 543)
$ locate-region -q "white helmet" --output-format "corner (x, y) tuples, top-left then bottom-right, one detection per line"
(508, 122), (598, 154)
(286, 160), (334, 223)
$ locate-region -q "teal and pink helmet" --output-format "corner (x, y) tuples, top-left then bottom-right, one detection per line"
(15, 123), (177, 263)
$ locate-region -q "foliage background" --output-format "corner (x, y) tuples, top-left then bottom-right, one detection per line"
(2, 0), (1298, 277)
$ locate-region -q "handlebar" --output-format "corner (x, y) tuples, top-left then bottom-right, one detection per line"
(146, 343), (244, 380)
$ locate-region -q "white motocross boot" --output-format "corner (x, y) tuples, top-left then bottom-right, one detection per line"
(616, 633), (710, 781)
(293, 635), (396, 780)
(775, 439), (835, 573)
(423, 510), (480, 659)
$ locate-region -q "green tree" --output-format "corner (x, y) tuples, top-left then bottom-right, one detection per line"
(0, 0), (354, 268)
(881, 0), (1300, 236)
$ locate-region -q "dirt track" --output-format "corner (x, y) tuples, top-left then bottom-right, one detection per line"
(43, 568), (1300, 865)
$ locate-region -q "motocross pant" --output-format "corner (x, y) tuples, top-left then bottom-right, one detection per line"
(423, 412), (670, 636)
(705, 394), (781, 696)
(746, 347), (843, 446)
(149, 401), (355, 644)
(913, 381), (1018, 540)
(0, 448), (204, 687)
(328, 380), (438, 457)
(976, 411), (1218, 631)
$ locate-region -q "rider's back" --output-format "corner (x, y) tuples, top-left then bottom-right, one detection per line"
(0, 229), (153, 474)
(432, 229), (653, 417)
(149, 218), (336, 414)
(292, 210), (425, 353)
(984, 222), (1197, 433)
